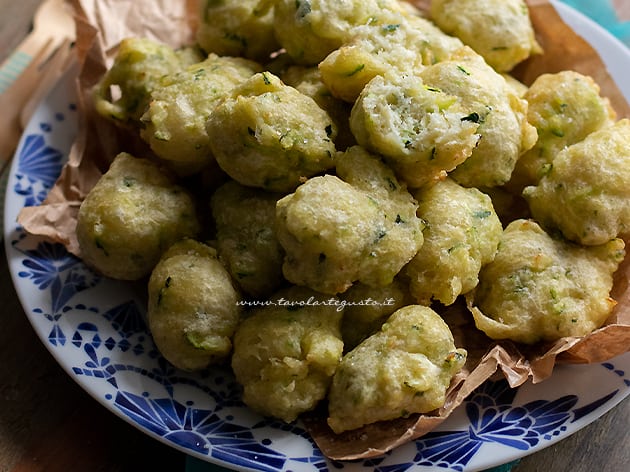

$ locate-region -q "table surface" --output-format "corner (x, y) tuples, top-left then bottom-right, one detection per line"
(1, 1), (629, 471)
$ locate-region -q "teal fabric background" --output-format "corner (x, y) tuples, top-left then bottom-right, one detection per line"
(560, 0), (630, 46)
(185, 2), (628, 471)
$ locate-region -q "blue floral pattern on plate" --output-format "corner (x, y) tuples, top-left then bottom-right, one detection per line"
(4, 4), (630, 472)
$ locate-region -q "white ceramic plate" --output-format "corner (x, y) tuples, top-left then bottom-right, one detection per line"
(4, 2), (630, 471)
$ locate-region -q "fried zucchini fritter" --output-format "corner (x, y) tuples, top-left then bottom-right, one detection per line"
(524, 119), (630, 246)
(76, 152), (200, 280)
(147, 239), (241, 371)
(93, 37), (189, 127)
(425, 48), (537, 188)
(405, 178), (503, 306)
(211, 181), (285, 298)
(350, 72), (481, 188)
(327, 305), (467, 433)
(430, 0), (541, 72)
(206, 72), (337, 192)
(468, 219), (625, 344)
(140, 54), (261, 175)
(196, 0), (279, 62)
(231, 286), (344, 423)
(272, 0), (401, 65)
(276, 146), (424, 294)
(509, 71), (615, 192)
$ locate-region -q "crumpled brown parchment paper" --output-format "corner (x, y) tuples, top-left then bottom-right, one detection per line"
(14, 0), (630, 461)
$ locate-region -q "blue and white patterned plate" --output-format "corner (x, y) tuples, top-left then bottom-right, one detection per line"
(4, 2), (630, 472)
